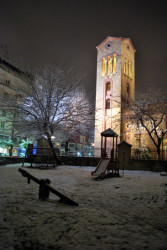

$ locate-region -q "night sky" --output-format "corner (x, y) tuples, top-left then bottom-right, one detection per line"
(0, 0), (167, 94)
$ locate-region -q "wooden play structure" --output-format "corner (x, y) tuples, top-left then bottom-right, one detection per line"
(18, 168), (78, 206)
(91, 128), (119, 179)
(22, 137), (61, 168)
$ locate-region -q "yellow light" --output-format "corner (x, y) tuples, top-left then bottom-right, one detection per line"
(112, 54), (116, 73)
(101, 58), (105, 77)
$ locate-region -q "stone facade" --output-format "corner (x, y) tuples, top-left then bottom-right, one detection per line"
(0, 58), (27, 155)
(94, 37), (135, 155)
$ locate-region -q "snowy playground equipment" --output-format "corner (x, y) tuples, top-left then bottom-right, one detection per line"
(91, 128), (119, 179)
(22, 137), (61, 168)
(18, 168), (78, 206)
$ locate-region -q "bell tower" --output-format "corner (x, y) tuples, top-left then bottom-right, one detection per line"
(94, 37), (136, 155)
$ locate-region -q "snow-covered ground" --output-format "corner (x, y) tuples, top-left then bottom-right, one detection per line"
(0, 164), (167, 250)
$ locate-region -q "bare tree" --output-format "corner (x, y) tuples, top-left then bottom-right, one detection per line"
(122, 88), (167, 159)
(0, 66), (94, 164)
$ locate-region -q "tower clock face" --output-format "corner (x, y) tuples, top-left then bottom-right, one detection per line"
(105, 41), (112, 49)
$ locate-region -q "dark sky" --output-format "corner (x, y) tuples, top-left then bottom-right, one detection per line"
(0, 0), (167, 94)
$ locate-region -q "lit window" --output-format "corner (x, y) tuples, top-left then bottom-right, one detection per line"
(106, 99), (110, 109)
(107, 56), (111, 75)
(128, 62), (131, 76)
(112, 54), (116, 73)
(124, 60), (126, 74)
(16, 94), (22, 104)
(106, 82), (111, 91)
(130, 63), (132, 78)
(137, 121), (144, 130)
(124, 59), (133, 78)
(126, 60), (128, 75)
(101, 58), (105, 77)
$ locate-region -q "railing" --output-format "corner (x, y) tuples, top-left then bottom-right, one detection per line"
(68, 147), (167, 161)
(131, 148), (167, 161)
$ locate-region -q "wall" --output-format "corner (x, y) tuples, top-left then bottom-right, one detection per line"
(60, 156), (100, 166)
(121, 159), (167, 172)
(2, 156), (166, 172)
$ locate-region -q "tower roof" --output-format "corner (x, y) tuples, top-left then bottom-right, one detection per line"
(101, 128), (118, 137)
(118, 140), (132, 147)
(96, 36), (136, 52)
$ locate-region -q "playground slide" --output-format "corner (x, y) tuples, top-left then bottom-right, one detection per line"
(91, 159), (111, 179)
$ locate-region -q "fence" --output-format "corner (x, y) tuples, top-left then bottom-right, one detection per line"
(131, 148), (167, 161)
(81, 147), (167, 161)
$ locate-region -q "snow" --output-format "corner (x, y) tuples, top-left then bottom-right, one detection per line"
(0, 164), (167, 249)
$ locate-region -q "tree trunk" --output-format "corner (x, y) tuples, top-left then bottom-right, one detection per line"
(65, 140), (69, 156)
(157, 147), (160, 160)
(9, 146), (13, 157)
(46, 133), (62, 165)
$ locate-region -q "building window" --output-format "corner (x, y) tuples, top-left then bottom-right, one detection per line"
(101, 58), (105, 77)
(106, 99), (110, 109)
(137, 120), (144, 130)
(2, 111), (6, 117)
(124, 60), (126, 74)
(128, 62), (131, 76)
(102, 54), (116, 76)
(5, 80), (10, 86)
(124, 58), (132, 78)
(126, 60), (128, 75)
(16, 94), (22, 104)
(112, 54), (116, 73)
(80, 136), (86, 143)
(106, 82), (111, 91)
(4, 92), (9, 99)
(107, 56), (111, 75)
(130, 63), (132, 78)
(0, 122), (5, 131)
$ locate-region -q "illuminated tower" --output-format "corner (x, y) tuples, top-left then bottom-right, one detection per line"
(94, 37), (136, 155)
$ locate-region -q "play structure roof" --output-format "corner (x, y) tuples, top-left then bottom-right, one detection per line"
(101, 128), (118, 137)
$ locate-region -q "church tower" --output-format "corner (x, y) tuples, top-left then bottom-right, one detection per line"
(94, 37), (136, 155)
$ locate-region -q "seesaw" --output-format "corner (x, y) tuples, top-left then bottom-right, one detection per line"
(18, 168), (78, 206)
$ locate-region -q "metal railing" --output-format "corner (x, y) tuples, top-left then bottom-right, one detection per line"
(131, 148), (166, 161)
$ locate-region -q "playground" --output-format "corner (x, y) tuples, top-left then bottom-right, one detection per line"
(0, 164), (167, 249)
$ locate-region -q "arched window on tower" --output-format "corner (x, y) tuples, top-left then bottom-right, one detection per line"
(124, 59), (133, 78)
(106, 99), (110, 109)
(107, 56), (111, 75)
(128, 62), (130, 76)
(126, 60), (128, 75)
(124, 60), (126, 74)
(112, 54), (116, 73)
(106, 82), (111, 91)
(130, 63), (132, 78)
(101, 58), (105, 77)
